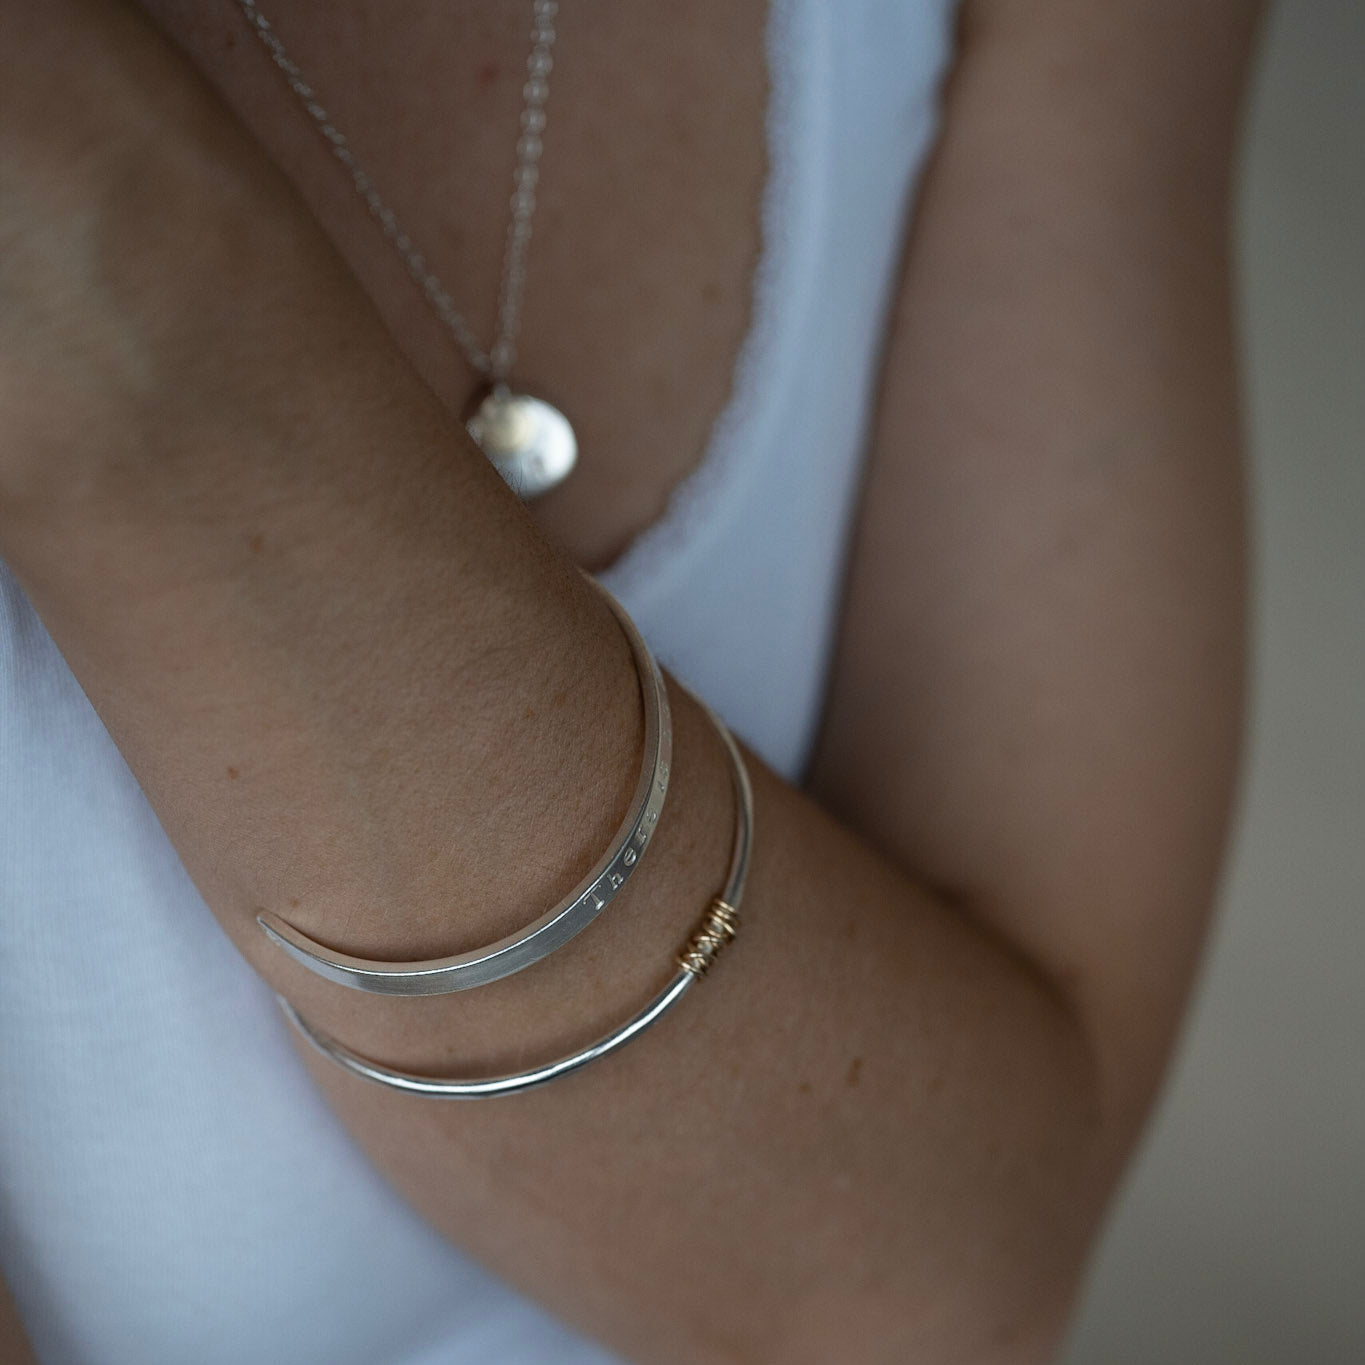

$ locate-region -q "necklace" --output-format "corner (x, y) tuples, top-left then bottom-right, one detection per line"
(235, 0), (577, 499)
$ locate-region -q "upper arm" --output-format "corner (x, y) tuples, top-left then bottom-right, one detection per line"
(811, 0), (1263, 1137)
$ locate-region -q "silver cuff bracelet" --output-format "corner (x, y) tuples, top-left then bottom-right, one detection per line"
(257, 579), (672, 995)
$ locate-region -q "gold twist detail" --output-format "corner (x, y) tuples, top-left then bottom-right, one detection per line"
(678, 899), (741, 977)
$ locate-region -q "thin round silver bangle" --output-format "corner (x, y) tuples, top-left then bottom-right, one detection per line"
(257, 580), (671, 995)
(277, 699), (753, 1098)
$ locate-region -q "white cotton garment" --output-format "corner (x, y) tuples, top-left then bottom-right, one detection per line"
(0, 3), (958, 1361)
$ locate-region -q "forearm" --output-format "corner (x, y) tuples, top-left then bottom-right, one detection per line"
(4, 579), (1101, 1365)
(0, 54), (1103, 1365)
(0, 221), (1102, 1365)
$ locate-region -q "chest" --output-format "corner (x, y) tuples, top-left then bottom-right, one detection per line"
(139, 0), (771, 568)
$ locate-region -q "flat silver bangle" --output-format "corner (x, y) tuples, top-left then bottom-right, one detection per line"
(277, 699), (753, 1098)
(257, 580), (672, 995)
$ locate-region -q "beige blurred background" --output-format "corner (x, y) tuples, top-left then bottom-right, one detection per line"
(1060, 2), (1365, 1361)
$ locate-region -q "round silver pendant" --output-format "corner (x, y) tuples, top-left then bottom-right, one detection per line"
(464, 386), (577, 499)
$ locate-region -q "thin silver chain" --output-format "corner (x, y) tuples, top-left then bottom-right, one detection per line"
(234, 0), (558, 383)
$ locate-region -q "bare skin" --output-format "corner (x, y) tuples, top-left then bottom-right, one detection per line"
(0, 1279), (36, 1365)
(0, 1), (1260, 1361)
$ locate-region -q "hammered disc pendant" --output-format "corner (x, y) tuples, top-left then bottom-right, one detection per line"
(465, 386), (578, 500)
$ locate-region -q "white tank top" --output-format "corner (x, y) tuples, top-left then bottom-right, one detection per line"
(0, 4), (957, 1360)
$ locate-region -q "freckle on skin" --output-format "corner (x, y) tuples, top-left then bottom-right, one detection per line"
(288, 898), (300, 909)
(798, 1081), (813, 1096)
(226, 766), (240, 780)
(845, 1056), (863, 1088)
(476, 60), (499, 89)
(248, 534), (265, 554)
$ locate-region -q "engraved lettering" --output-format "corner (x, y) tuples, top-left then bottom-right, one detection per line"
(623, 848), (637, 866)
(608, 871), (624, 890)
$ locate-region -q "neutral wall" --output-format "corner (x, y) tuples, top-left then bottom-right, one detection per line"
(1060, 2), (1365, 1361)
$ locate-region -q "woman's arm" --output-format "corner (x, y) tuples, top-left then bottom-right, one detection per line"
(813, 0), (1259, 1142)
(0, 1), (1260, 1362)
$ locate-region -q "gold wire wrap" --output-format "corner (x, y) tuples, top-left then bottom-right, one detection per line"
(678, 899), (740, 977)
